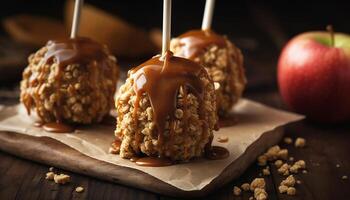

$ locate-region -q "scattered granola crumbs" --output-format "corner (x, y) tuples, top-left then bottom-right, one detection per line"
(302, 170), (308, 174)
(45, 172), (55, 180)
(278, 185), (288, 193)
(250, 178), (266, 191)
(49, 167), (54, 172)
(257, 155), (268, 166)
(233, 186), (241, 196)
(241, 183), (250, 191)
(287, 187), (296, 195)
(295, 137), (306, 148)
(262, 167), (270, 176)
(342, 175), (348, 180)
(277, 149), (289, 160)
(281, 175), (296, 187)
(283, 137), (293, 144)
(254, 188), (268, 200)
(278, 163), (290, 176)
(336, 164), (340, 168)
(53, 174), (71, 184)
(275, 160), (283, 168)
(289, 157), (294, 162)
(75, 186), (84, 193)
(217, 136), (229, 143)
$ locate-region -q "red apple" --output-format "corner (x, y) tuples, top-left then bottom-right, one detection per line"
(277, 29), (350, 123)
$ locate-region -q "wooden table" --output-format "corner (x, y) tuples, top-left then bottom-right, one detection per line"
(0, 90), (349, 200)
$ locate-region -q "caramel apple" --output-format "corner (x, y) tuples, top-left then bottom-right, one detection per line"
(20, 37), (119, 124)
(170, 29), (246, 115)
(114, 51), (217, 161)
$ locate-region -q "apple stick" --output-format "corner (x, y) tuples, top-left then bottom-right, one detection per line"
(201, 0), (215, 30)
(70, 0), (84, 38)
(326, 25), (334, 46)
(162, 0), (172, 56)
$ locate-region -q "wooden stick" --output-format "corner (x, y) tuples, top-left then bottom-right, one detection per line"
(162, 0), (172, 56)
(201, 0), (215, 30)
(70, 0), (84, 38)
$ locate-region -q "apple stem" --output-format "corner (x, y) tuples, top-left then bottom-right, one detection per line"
(326, 25), (334, 47)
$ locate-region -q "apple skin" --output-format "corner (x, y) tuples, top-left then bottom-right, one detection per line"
(278, 32), (350, 123)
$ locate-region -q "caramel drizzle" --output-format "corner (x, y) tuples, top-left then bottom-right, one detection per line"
(130, 51), (207, 156)
(23, 37), (109, 125)
(177, 29), (226, 59)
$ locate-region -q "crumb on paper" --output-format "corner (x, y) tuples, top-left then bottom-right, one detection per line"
(262, 167), (270, 176)
(45, 172), (55, 180)
(342, 175), (348, 180)
(217, 136), (229, 143)
(241, 183), (250, 191)
(250, 178), (266, 191)
(295, 137), (306, 148)
(287, 187), (296, 195)
(289, 157), (294, 161)
(296, 180), (302, 184)
(49, 167), (54, 172)
(302, 170), (308, 174)
(233, 186), (241, 196)
(254, 188), (268, 200)
(275, 160), (283, 168)
(54, 174), (71, 184)
(284, 137), (293, 144)
(75, 186), (84, 193)
(336, 164), (340, 168)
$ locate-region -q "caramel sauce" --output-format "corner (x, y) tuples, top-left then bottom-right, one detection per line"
(130, 51), (207, 149)
(177, 29), (226, 59)
(42, 122), (75, 133)
(205, 146), (230, 160)
(135, 157), (173, 167)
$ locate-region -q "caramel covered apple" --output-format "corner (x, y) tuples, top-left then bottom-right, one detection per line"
(20, 37), (119, 124)
(114, 51), (217, 161)
(170, 30), (246, 115)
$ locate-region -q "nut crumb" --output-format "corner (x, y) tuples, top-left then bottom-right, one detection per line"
(278, 163), (290, 176)
(254, 188), (268, 200)
(241, 183), (250, 191)
(275, 160), (283, 168)
(295, 137), (306, 148)
(296, 180), (302, 184)
(281, 175), (295, 187)
(45, 172), (55, 180)
(283, 137), (293, 144)
(257, 155), (267, 166)
(302, 170), (308, 174)
(75, 186), (84, 193)
(289, 157), (294, 161)
(278, 185), (288, 193)
(217, 136), (229, 143)
(250, 178), (266, 191)
(336, 164), (340, 168)
(49, 167), (54, 172)
(262, 167), (270, 176)
(342, 175), (348, 180)
(287, 187), (296, 195)
(233, 186), (241, 196)
(54, 174), (71, 184)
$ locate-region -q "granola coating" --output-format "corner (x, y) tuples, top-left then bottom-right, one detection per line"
(20, 44), (119, 124)
(115, 70), (217, 161)
(171, 36), (246, 115)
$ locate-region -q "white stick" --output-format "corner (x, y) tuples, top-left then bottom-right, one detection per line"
(70, 0), (84, 38)
(201, 0), (215, 30)
(162, 0), (172, 56)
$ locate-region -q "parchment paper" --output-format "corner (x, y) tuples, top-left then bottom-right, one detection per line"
(0, 99), (303, 191)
